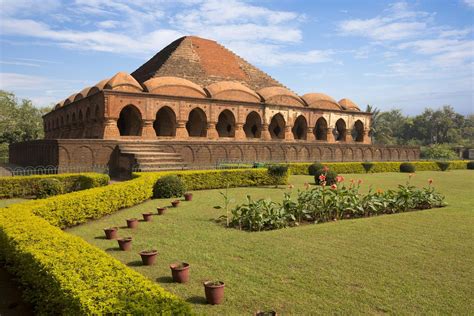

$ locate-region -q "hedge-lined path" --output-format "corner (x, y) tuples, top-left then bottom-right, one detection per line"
(0, 267), (33, 316)
(69, 171), (474, 315)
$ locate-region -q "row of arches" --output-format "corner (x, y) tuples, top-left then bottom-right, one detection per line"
(45, 105), (101, 132)
(117, 105), (366, 142)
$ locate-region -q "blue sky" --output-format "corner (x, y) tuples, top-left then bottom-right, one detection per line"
(0, 0), (473, 115)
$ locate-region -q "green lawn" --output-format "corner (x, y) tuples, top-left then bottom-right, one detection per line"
(0, 198), (26, 208)
(68, 170), (474, 315)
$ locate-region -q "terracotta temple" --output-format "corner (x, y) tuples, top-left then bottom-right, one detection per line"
(10, 36), (419, 175)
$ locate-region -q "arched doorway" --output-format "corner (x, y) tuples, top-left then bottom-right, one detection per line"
(292, 115), (307, 140)
(269, 113), (285, 139)
(216, 110), (235, 137)
(186, 108), (207, 137)
(154, 106), (176, 136)
(243, 111), (262, 138)
(314, 117), (328, 141)
(117, 105), (142, 136)
(334, 118), (347, 142)
(352, 120), (364, 142)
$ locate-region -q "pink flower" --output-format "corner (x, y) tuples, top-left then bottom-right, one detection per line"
(336, 176), (344, 183)
(318, 174), (326, 182)
(428, 179), (433, 185)
(330, 184), (337, 190)
(322, 166), (329, 172)
(350, 179), (355, 184)
(321, 181), (327, 187)
(358, 179), (363, 185)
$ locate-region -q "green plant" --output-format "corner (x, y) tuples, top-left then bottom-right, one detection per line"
(436, 161), (450, 171)
(361, 162), (375, 173)
(467, 161), (474, 170)
(36, 178), (64, 198)
(420, 144), (458, 160)
(214, 184), (235, 227)
(314, 169), (338, 185)
(153, 175), (185, 198)
(400, 162), (416, 173)
(308, 162), (324, 175)
(267, 164), (289, 187)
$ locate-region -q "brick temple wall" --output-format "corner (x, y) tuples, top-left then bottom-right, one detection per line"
(10, 139), (420, 170)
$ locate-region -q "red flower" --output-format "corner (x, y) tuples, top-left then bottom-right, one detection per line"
(318, 174), (326, 182)
(428, 179), (433, 185)
(358, 179), (363, 185)
(322, 166), (329, 172)
(330, 184), (337, 190)
(336, 176), (344, 183)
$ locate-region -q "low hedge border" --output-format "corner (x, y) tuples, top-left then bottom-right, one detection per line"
(0, 168), (287, 314)
(0, 173), (110, 199)
(286, 160), (469, 175)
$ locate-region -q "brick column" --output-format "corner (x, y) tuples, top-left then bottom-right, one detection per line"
(141, 120), (156, 139)
(285, 125), (294, 141)
(175, 120), (188, 139)
(326, 128), (335, 143)
(363, 129), (371, 144)
(261, 123), (271, 140)
(103, 119), (120, 139)
(234, 123), (246, 140)
(306, 127), (315, 141)
(207, 122), (218, 139)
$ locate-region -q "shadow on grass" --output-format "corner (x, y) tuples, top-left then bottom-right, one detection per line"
(186, 296), (208, 305)
(127, 260), (143, 267)
(156, 276), (174, 283)
(105, 247), (122, 252)
(94, 236), (107, 240)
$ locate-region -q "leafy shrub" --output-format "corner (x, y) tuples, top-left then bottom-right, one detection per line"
(226, 179), (446, 231)
(0, 206), (191, 314)
(420, 144), (458, 160)
(400, 162), (416, 173)
(267, 164), (289, 185)
(436, 161), (450, 171)
(308, 162), (324, 175)
(0, 173), (109, 199)
(361, 162), (375, 173)
(314, 169), (338, 185)
(467, 161), (474, 170)
(36, 178), (63, 198)
(153, 175), (185, 198)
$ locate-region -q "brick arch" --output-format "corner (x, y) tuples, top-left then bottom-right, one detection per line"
(58, 146), (70, 166)
(117, 104), (143, 136)
(345, 148), (354, 161)
(292, 115), (308, 140)
(391, 149), (399, 160)
(154, 106), (176, 137)
(214, 145), (228, 163)
(244, 111), (262, 139)
(216, 109), (236, 138)
(400, 150), (408, 161)
(195, 146), (211, 163)
(408, 150), (416, 161)
(273, 145), (285, 161)
(286, 146), (297, 161)
(112, 102), (145, 119)
(374, 149), (382, 161)
(364, 148), (373, 161)
(382, 149), (391, 161)
(229, 146), (243, 161)
(180, 146), (195, 163)
(322, 147), (332, 161)
(269, 113), (286, 139)
(355, 148), (363, 161)
(262, 146), (272, 161)
(186, 107), (207, 137)
(72, 146), (94, 165)
(312, 147), (322, 160)
(299, 146), (310, 161)
(334, 118), (347, 142)
(334, 148), (343, 162)
(246, 145), (258, 161)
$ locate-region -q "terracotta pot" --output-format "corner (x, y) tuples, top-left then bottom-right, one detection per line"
(126, 218), (139, 229)
(139, 250), (158, 265)
(117, 237), (132, 251)
(169, 262), (190, 283)
(157, 207), (167, 215)
(142, 212), (153, 222)
(171, 200), (180, 208)
(184, 193), (193, 201)
(203, 281), (225, 305)
(104, 227), (118, 240)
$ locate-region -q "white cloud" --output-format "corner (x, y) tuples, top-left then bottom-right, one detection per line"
(463, 0), (474, 8)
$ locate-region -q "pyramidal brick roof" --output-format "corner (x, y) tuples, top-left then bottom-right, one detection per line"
(131, 36), (287, 91)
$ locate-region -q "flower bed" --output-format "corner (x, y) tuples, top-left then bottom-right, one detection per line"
(225, 176), (445, 231)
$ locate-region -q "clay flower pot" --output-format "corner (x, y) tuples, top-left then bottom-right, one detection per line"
(139, 250), (158, 266)
(157, 207), (167, 215)
(203, 281), (225, 305)
(171, 200), (180, 208)
(117, 237), (132, 251)
(142, 212), (153, 222)
(184, 193), (193, 201)
(126, 218), (139, 229)
(255, 311), (278, 316)
(104, 227), (118, 240)
(169, 262), (190, 283)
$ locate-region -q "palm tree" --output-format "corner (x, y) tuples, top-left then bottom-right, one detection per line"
(365, 104), (381, 143)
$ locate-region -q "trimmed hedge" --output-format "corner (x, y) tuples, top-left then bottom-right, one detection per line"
(0, 206), (191, 314)
(286, 160), (469, 175)
(0, 168), (287, 314)
(0, 173), (110, 199)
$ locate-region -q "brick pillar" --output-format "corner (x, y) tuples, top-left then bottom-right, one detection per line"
(326, 128), (335, 143)
(142, 120), (155, 139)
(306, 127), (315, 141)
(341, 128), (349, 143)
(175, 120), (188, 139)
(285, 125), (294, 141)
(103, 119), (120, 139)
(234, 123), (246, 140)
(207, 122), (218, 139)
(363, 129), (371, 144)
(261, 123), (271, 140)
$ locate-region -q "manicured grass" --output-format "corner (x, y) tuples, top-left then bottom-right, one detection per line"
(68, 170), (474, 315)
(0, 199), (26, 208)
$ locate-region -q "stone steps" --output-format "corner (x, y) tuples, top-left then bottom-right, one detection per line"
(118, 143), (187, 172)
